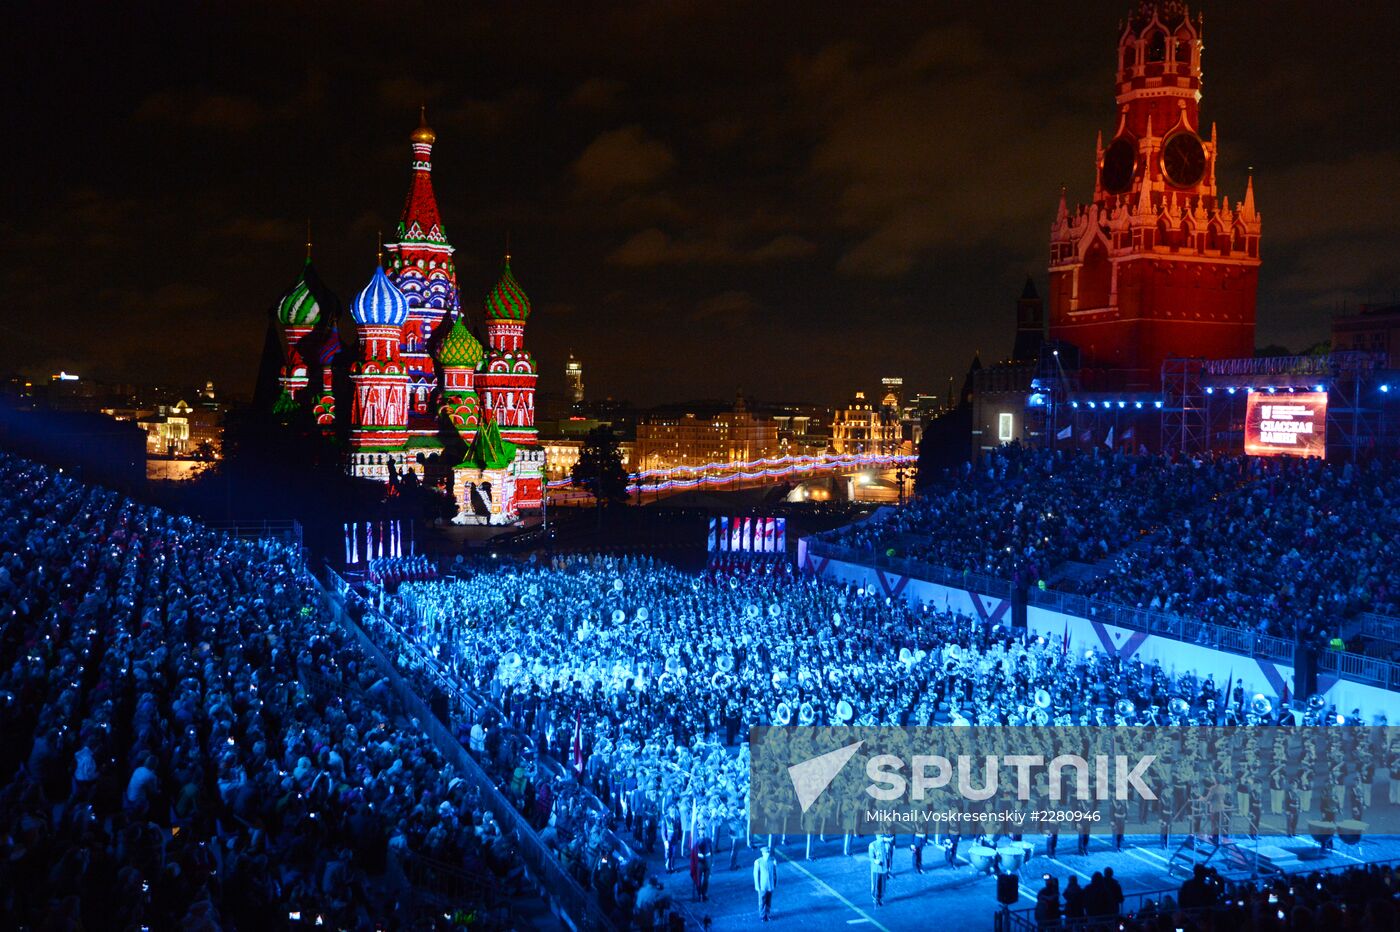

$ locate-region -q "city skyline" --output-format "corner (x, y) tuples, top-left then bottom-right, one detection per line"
(5, 1), (1398, 405)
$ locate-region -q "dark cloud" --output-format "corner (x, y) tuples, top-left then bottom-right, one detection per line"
(8, 0), (1400, 401)
(136, 90), (267, 131)
(566, 78), (627, 111)
(573, 126), (677, 194)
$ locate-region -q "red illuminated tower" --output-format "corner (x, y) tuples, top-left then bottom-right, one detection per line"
(385, 108), (459, 431)
(1049, 0), (1261, 386)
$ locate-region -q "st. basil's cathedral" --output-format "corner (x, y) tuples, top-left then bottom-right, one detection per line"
(265, 110), (543, 524)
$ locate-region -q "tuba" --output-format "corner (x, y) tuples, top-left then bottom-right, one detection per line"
(1168, 697), (1191, 720)
(1114, 698), (1136, 722)
(835, 699), (854, 724)
(798, 702), (816, 726)
(774, 702), (793, 726)
(1034, 688), (1052, 710)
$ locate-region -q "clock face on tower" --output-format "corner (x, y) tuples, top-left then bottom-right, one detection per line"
(1161, 132), (1207, 188)
(1100, 137), (1137, 194)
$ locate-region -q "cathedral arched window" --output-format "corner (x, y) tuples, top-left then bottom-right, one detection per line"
(1146, 31), (1166, 63)
(1122, 44), (1136, 70)
(1078, 238), (1112, 310)
(1208, 222), (1227, 254)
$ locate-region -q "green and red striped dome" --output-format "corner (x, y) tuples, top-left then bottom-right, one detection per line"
(437, 315), (484, 368)
(484, 258), (531, 321)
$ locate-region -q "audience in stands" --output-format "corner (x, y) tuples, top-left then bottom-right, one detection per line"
(822, 446), (1400, 643)
(0, 452), (525, 929)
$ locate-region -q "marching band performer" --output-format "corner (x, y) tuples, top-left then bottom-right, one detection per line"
(869, 834), (894, 906)
(753, 844), (778, 921)
(1388, 739), (1400, 805)
(1269, 762), (1286, 815)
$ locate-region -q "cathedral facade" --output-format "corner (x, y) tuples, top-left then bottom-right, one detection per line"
(269, 111), (543, 525)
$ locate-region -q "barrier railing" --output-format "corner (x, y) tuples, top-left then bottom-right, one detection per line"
(204, 518), (304, 547)
(805, 539), (1013, 601)
(1357, 612), (1400, 645)
(804, 540), (1400, 689)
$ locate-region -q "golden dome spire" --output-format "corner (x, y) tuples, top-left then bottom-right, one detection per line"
(410, 104), (436, 145)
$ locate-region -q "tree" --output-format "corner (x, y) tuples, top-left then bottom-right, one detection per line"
(572, 425), (629, 518)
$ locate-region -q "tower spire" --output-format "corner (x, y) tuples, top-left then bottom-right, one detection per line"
(1240, 170), (1258, 223)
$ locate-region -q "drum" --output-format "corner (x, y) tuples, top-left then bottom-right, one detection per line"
(998, 844), (1027, 872)
(1337, 820), (1367, 845)
(967, 844), (998, 874)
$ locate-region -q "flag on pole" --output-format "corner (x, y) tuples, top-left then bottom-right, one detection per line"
(1122, 426), (1134, 440)
(1104, 426), (1115, 448)
(1057, 424), (1073, 440)
(571, 711), (584, 774)
(1061, 621), (1070, 655)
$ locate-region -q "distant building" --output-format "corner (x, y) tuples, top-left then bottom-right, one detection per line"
(543, 437), (632, 481)
(634, 392), (776, 469)
(1332, 302), (1400, 369)
(831, 391), (901, 454)
(768, 403), (833, 456)
(566, 353), (584, 404)
(880, 377), (903, 412)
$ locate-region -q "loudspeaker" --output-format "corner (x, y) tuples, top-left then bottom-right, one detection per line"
(1010, 584), (1028, 629)
(1294, 642), (1318, 700)
(996, 874), (1020, 905)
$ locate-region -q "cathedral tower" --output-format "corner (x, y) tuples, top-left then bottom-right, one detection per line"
(1048, 0), (1261, 386)
(385, 108), (459, 431)
(349, 262), (411, 479)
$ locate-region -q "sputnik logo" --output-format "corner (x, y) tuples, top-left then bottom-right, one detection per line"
(788, 740), (864, 813)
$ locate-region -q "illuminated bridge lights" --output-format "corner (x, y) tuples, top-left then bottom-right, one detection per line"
(545, 451), (919, 492)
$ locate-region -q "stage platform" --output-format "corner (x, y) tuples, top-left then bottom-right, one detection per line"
(635, 832), (1400, 930)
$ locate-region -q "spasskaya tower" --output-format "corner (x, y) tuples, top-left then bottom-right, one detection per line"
(1049, 0), (1261, 386)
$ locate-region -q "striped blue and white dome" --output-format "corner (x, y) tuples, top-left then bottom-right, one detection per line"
(351, 264), (410, 327)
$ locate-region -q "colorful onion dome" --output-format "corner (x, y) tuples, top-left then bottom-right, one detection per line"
(277, 259), (321, 327)
(484, 257), (531, 321)
(410, 105), (436, 145)
(351, 264), (410, 327)
(437, 316), (484, 368)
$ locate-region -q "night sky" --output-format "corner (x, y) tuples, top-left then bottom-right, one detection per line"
(6, 1), (1399, 405)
